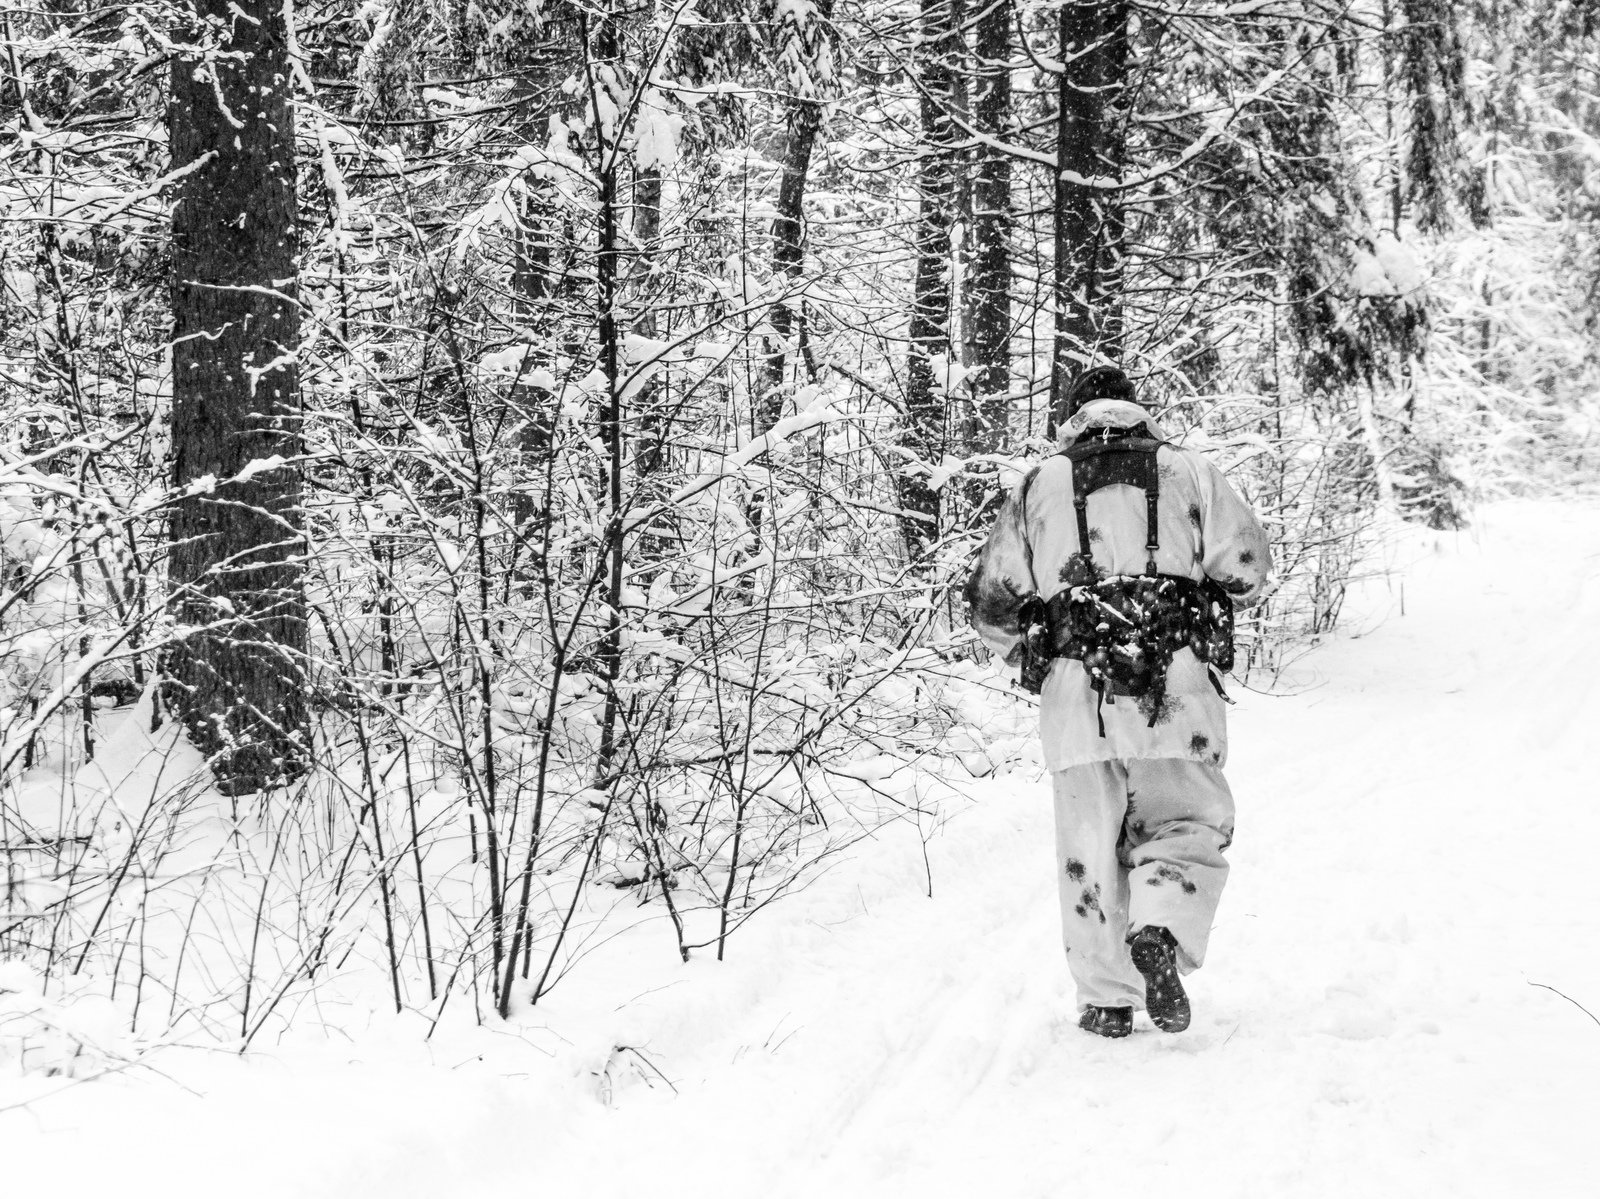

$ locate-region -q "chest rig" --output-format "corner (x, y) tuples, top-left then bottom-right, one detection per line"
(1016, 430), (1235, 731)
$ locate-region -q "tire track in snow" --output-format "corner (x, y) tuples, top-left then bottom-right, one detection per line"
(799, 895), (1064, 1187)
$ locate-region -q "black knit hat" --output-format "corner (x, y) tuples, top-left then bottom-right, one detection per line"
(1063, 365), (1137, 419)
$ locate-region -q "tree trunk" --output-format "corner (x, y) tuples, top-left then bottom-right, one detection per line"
(900, 0), (960, 561)
(967, 0), (1012, 452)
(1051, 1), (1127, 432)
(507, 3), (583, 443)
(167, 0), (307, 795)
(507, 3), (584, 318)
(1092, 6), (1128, 351)
(632, 164), (668, 477)
(759, 0), (836, 433)
(758, 98), (824, 433)
(585, 7), (627, 797)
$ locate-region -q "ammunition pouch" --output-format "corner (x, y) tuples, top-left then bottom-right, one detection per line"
(1015, 568), (1235, 706)
(1016, 594), (1052, 696)
(1047, 563), (1233, 696)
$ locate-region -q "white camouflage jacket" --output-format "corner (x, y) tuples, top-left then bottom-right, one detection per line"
(965, 400), (1273, 771)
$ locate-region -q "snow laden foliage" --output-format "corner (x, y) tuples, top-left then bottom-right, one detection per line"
(0, 0), (1029, 1047)
(0, 0), (1597, 1060)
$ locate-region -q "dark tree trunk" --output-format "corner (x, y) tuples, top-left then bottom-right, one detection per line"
(507, 3), (583, 423)
(900, 0), (960, 561)
(507, 3), (584, 320)
(501, 4), (584, 582)
(512, 194), (554, 317)
(508, 179), (558, 474)
(1051, 1), (1127, 433)
(585, 8), (627, 800)
(758, 97), (824, 433)
(1092, 7), (1128, 350)
(632, 165), (668, 477)
(759, 0), (836, 433)
(166, 0), (307, 795)
(967, 0), (1012, 452)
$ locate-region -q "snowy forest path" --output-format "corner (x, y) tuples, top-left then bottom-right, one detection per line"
(769, 499), (1600, 1197)
(5, 502), (1599, 1198)
(607, 499), (1600, 1198)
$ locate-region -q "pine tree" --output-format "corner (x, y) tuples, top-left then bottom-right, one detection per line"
(166, 0), (308, 794)
(900, 0), (961, 559)
(966, 0), (1013, 452)
(1051, 1), (1127, 429)
(759, 0), (837, 433)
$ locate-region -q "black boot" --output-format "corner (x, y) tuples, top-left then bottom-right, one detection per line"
(1077, 1005), (1134, 1038)
(1128, 925), (1191, 1033)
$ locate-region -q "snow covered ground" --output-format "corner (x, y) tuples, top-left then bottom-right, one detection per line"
(5, 499), (1598, 1198)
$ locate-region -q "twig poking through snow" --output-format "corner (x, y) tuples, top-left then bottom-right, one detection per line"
(1528, 980), (1600, 1030)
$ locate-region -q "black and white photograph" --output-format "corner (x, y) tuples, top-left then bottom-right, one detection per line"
(1, 0), (1595, 1194)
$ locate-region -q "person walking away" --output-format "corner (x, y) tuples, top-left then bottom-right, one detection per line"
(964, 367), (1272, 1037)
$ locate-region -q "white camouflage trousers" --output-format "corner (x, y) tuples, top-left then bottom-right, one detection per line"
(1052, 758), (1235, 1012)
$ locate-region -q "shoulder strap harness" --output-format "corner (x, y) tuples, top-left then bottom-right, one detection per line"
(1015, 429), (1233, 729)
(1063, 431), (1166, 581)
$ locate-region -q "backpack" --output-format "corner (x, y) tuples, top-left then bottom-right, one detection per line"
(1014, 430), (1235, 729)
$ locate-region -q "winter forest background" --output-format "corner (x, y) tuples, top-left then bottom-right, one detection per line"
(1, 0), (1597, 1069)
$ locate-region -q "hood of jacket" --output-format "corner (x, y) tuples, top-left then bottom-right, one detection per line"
(1058, 399), (1169, 446)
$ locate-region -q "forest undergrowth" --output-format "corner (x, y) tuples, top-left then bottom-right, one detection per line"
(2, 0), (1598, 1070)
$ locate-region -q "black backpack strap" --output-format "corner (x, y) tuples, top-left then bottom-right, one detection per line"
(1072, 488), (1094, 576)
(1065, 435), (1164, 576)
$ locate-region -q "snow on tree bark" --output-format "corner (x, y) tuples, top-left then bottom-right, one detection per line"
(966, 0), (1012, 453)
(759, 0), (835, 434)
(1052, 1), (1127, 432)
(166, 0), (308, 794)
(900, 0), (960, 561)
